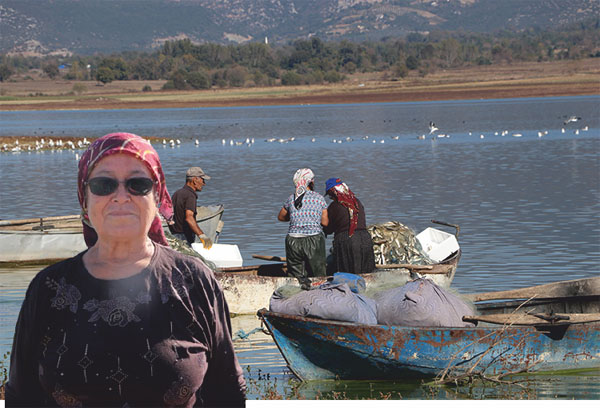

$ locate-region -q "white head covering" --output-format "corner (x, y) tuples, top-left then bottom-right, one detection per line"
(293, 168), (314, 200)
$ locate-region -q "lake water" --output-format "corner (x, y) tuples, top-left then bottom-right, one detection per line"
(1, 95), (599, 399)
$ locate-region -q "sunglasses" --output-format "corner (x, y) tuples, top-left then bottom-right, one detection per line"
(87, 177), (155, 196)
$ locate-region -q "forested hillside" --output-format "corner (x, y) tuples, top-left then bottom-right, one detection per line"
(1, 18), (598, 89)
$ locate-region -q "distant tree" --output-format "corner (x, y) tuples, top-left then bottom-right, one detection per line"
(96, 67), (114, 84)
(43, 62), (60, 79)
(0, 64), (13, 82)
(393, 63), (408, 78)
(171, 70), (187, 90)
(405, 55), (419, 70)
(226, 66), (247, 87)
(186, 70), (210, 89)
(281, 71), (302, 86)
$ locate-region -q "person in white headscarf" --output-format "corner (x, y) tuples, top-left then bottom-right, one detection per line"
(277, 168), (329, 290)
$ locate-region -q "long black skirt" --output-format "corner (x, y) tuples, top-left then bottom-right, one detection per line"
(330, 229), (376, 275)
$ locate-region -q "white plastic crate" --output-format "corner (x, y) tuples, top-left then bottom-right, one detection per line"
(415, 227), (459, 263)
(191, 243), (243, 268)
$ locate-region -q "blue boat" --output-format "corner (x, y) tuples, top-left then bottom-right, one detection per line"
(257, 277), (600, 381)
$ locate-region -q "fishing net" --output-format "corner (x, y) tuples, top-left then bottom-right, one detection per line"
(367, 221), (435, 265)
(164, 231), (218, 271)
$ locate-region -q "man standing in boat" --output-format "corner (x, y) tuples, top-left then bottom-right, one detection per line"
(171, 167), (213, 248)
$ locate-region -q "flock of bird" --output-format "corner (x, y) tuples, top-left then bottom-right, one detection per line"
(1, 115), (592, 155)
(1, 137), (91, 153)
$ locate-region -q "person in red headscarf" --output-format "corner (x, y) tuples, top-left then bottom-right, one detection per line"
(6, 133), (246, 407)
(324, 177), (376, 275)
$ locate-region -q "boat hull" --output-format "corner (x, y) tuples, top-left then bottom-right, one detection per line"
(259, 309), (599, 380)
(258, 278), (600, 380)
(0, 229), (87, 264)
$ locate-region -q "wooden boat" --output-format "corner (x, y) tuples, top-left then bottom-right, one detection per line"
(257, 277), (600, 380)
(216, 247), (459, 315)
(216, 220), (461, 315)
(0, 205), (224, 264)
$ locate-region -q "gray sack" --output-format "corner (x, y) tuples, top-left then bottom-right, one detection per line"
(269, 282), (378, 325)
(374, 278), (475, 327)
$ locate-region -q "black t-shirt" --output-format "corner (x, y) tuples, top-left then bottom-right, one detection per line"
(171, 184), (198, 242)
(6, 244), (246, 407)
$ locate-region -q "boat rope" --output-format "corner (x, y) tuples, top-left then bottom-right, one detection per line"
(232, 327), (265, 341)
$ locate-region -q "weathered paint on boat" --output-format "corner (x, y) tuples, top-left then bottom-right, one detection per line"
(257, 277), (600, 380)
(217, 249), (460, 315)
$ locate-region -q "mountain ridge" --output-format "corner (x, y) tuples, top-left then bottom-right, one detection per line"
(2, 0), (598, 55)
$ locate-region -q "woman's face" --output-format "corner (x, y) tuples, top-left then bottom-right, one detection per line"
(86, 154), (157, 244)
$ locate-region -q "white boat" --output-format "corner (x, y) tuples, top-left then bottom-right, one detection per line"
(0, 205), (224, 264)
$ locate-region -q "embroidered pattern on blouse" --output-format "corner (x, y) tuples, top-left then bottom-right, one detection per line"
(84, 296), (141, 327)
(46, 277), (81, 313)
(160, 270), (193, 304)
(163, 377), (194, 406)
(109, 356), (128, 396)
(52, 383), (82, 408)
(77, 344), (93, 383)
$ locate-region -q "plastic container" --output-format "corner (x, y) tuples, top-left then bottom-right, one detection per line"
(415, 227), (460, 263)
(191, 243), (243, 268)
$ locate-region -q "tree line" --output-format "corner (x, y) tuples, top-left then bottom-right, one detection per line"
(1, 18), (598, 88)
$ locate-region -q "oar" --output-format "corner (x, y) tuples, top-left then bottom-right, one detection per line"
(464, 277), (600, 302)
(462, 312), (600, 326)
(252, 254), (287, 262)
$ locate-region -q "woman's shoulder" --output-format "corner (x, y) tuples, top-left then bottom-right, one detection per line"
(153, 244), (216, 279)
(25, 252), (86, 294)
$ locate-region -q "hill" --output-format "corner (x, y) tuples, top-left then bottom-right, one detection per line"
(2, 0), (599, 55)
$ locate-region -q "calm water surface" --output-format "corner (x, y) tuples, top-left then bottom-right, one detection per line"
(1, 96), (599, 399)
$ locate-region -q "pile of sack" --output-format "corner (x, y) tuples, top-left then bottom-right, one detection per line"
(269, 273), (474, 327)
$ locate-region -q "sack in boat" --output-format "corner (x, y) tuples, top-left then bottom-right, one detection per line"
(270, 282), (378, 325)
(374, 278), (475, 327)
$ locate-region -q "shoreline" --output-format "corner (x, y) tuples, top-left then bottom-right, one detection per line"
(0, 80), (597, 112)
(1, 59), (598, 112)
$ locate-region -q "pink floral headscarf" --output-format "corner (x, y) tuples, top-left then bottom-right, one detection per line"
(77, 132), (173, 247)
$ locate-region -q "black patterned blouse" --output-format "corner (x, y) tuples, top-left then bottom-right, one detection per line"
(6, 244), (246, 407)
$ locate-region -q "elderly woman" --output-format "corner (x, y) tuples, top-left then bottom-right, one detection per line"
(324, 177), (376, 275)
(277, 168), (329, 290)
(6, 133), (246, 407)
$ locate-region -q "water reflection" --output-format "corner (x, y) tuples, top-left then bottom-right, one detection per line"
(1, 96), (599, 399)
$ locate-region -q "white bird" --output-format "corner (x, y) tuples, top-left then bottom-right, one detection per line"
(512, 133), (522, 138)
(251, 138), (255, 144)
(391, 136), (399, 140)
(195, 139), (199, 145)
(574, 129), (580, 135)
(417, 135), (425, 140)
(372, 140), (376, 144)
(222, 139), (226, 145)
(537, 131), (543, 137)
(176, 139), (181, 145)
(564, 116), (581, 125)
(480, 134), (485, 139)
(75, 153), (80, 161)
(229, 140), (234, 146)
(582, 126), (589, 131)
(311, 137), (316, 143)
(162, 139), (167, 145)
(429, 121), (438, 134)
(561, 128), (565, 134)
(494, 132), (498, 136)
(380, 139), (385, 144)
